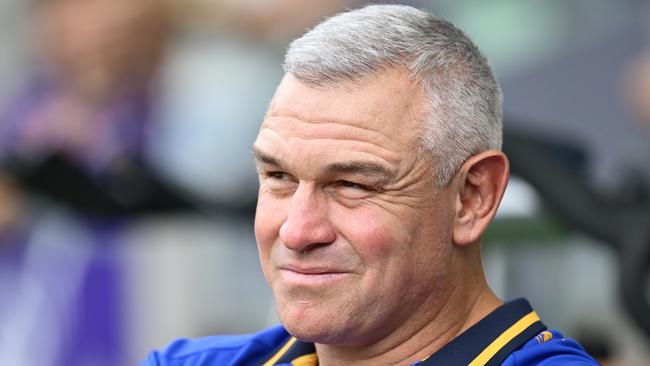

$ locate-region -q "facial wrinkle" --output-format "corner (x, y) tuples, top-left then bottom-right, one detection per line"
(262, 115), (410, 155)
(257, 127), (401, 171)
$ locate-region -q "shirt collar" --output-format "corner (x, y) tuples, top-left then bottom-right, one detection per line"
(419, 298), (546, 365)
(263, 298), (546, 366)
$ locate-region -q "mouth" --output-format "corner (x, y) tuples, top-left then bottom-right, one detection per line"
(278, 265), (351, 286)
(282, 265), (345, 274)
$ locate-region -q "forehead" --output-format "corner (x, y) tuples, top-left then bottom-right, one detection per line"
(256, 68), (428, 169)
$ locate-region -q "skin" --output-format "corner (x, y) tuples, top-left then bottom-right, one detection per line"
(253, 67), (509, 365)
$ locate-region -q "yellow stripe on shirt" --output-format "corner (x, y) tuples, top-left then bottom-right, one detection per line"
(468, 311), (541, 366)
(291, 353), (318, 366)
(263, 337), (298, 366)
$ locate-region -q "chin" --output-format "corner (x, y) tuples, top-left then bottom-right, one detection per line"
(284, 322), (345, 345)
(278, 300), (350, 344)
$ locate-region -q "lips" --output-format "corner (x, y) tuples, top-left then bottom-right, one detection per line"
(278, 264), (352, 286)
(281, 264), (347, 275)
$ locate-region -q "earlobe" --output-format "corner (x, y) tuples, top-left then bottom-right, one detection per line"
(452, 151), (509, 246)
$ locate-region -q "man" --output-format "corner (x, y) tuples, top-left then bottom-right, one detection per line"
(141, 5), (597, 365)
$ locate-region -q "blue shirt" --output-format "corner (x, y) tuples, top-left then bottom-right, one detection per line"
(141, 299), (598, 365)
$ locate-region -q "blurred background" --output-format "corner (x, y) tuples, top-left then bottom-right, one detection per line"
(0, 0), (649, 365)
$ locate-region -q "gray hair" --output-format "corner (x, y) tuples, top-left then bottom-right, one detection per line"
(283, 4), (503, 186)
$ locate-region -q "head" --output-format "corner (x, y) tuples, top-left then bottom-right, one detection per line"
(253, 4), (508, 348)
(284, 4), (503, 186)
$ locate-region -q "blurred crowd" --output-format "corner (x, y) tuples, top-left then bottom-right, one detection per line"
(0, 0), (649, 365)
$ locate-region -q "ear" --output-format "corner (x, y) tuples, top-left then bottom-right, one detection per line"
(452, 150), (509, 246)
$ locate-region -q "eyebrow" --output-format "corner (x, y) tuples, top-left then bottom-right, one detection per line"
(251, 146), (280, 166)
(252, 146), (393, 182)
(324, 161), (393, 182)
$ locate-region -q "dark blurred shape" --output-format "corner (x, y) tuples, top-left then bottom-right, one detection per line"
(501, 23), (650, 191)
(504, 124), (650, 340)
(575, 325), (617, 365)
(2, 153), (192, 216)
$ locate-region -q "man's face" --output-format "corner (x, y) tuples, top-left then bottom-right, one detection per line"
(253, 68), (458, 347)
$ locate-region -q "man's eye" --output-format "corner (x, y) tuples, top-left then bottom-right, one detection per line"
(340, 180), (370, 191)
(263, 172), (296, 192)
(266, 171), (291, 181)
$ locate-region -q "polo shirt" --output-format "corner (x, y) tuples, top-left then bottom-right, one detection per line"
(141, 298), (597, 365)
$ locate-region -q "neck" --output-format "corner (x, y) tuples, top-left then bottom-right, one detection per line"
(315, 249), (501, 366)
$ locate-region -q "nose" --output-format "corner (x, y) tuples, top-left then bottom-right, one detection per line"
(279, 183), (336, 252)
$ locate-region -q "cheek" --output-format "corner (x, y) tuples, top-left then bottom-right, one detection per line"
(334, 206), (405, 262)
(254, 195), (286, 264)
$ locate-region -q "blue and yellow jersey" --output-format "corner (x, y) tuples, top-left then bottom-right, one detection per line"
(141, 299), (597, 366)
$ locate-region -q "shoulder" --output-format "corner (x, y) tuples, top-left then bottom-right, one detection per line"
(501, 330), (599, 366)
(139, 325), (290, 366)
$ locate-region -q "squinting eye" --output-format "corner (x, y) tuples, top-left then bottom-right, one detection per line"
(263, 171), (297, 192)
(340, 180), (370, 191)
(267, 171), (288, 180)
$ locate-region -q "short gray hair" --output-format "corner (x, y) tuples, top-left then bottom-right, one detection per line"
(284, 4), (503, 186)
